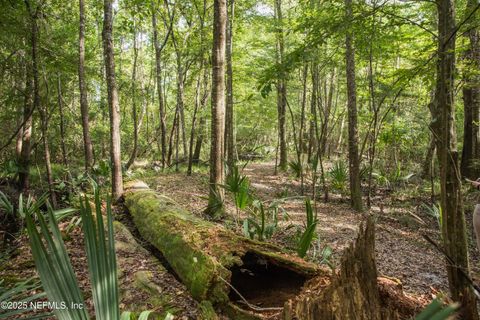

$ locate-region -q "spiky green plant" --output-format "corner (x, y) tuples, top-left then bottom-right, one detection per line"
(296, 198), (318, 258)
(243, 200), (280, 241)
(288, 160), (302, 178)
(328, 161), (348, 193)
(221, 163), (250, 223)
(415, 299), (458, 320)
(0, 278), (51, 319)
(24, 182), (154, 320)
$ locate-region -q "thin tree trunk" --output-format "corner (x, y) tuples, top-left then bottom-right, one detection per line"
(274, 0), (287, 171)
(308, 62), (318, 162)
(18, 65), (33, 193)
(206, 0), (227, 216)
(126, 24), (139, 170)
(79, 0), (94, 171)
(299, 63), (308, 195)
(345, 0), (363, 211)
(102, 0), (123, 200)
(152, 4), (168, 168)
(38, 83), (57, 208)
(57, 74), (68, 166)
(27, 2), (57, 207)
(460, 0), (480, 179)
(193, 115), (206, 164)
(225, 0), (235, 167)
(422, 133), (436, 179)
(431, 0), (478, 317)
(188, 71), (202, 175)
(15, 104), (24, 159)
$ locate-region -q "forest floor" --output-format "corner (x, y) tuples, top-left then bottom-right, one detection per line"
(142, 161), (480, 298)
(2, 160), (480, 318)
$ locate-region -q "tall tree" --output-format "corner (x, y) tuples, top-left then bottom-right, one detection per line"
(206, 0), (227, 216)
(460, 0), (480, 179)
(151, 0), (171, 168)
(224, 0), (235, 167)
(17, 63), (33, 193)
(78, 0), (94, 171)
(431, 0), (478, 317)
(102, 0), (123, 200)
(344, 0), (363, 211)
(274, 0), (287, 171)
(57, 74), (68, 166)
(126, 18), (139, 170)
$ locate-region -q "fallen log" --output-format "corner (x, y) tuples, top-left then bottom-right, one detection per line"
(124, 181), (323, 318)
(123, 181), (424, 319)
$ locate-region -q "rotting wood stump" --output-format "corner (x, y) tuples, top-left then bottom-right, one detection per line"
(283, 217), (423, 320)
(123, 180), (424, 319)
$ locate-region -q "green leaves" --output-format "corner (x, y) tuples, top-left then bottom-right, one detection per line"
(25, 202), (89, 320)
(296, 198), (318, 258)
(328, 160), (348, 193)
(415, 299), (458, 320)
(0, 278), (51, 319)
(80, 182), (120, 320)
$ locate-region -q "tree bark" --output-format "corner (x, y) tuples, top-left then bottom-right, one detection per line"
(17, 66), (33, 193)
(152, 4), (168, 168)
(126, 24), (139, 171)
(345, 0), (363, 211)
(460, 0), (480, 179)
(57, 74), (68, 166)
(102, 0), (123, 200)
(274, 0), (287, 171)
(79, 0), (94, 171)
(206, 0), (227, 216)
(431, 0), (478, 318)
(225, 0), (235, 168)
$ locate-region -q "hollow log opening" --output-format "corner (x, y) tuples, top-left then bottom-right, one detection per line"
(228, 251), (307, 308)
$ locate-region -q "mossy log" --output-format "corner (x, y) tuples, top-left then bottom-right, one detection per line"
(124, 181), (423, 319)
(123, 181), (323, 316)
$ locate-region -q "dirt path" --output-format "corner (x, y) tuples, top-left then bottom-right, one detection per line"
(146, 161), (458, 298)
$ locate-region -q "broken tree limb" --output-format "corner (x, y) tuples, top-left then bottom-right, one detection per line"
(123, 180), (322, 317)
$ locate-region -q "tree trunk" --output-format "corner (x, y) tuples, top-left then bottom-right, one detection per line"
(274, 0), (287, 171)
(431, 1), (478, 318)
(193, 115), (206, 165)
(17, 67), (33, 193)
(57, 74), (68, 166)
(460, 0), (480, 179)
(308, 62), (318, 162)
(15, 104), (24, 159)
(225, 0), (235, 168)
(152, 5), (167, 168)
(79, 0), (94, 171)
(102, 0), (123, 200)
(206, 0), (227, 216)
(421, 134), (436, 179)
(126, 25), (139, 171)
(345, 0), (363, 211)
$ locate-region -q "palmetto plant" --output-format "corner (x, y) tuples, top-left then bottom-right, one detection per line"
(24, 182), (152, 320)
(328, 160), (348, 194)
(221, 163), (250, 224)
(0, 278), (51, 319)
(242, 200), (279, 241)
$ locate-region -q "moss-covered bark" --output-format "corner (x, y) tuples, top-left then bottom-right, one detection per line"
(123, 181), (321, 307)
